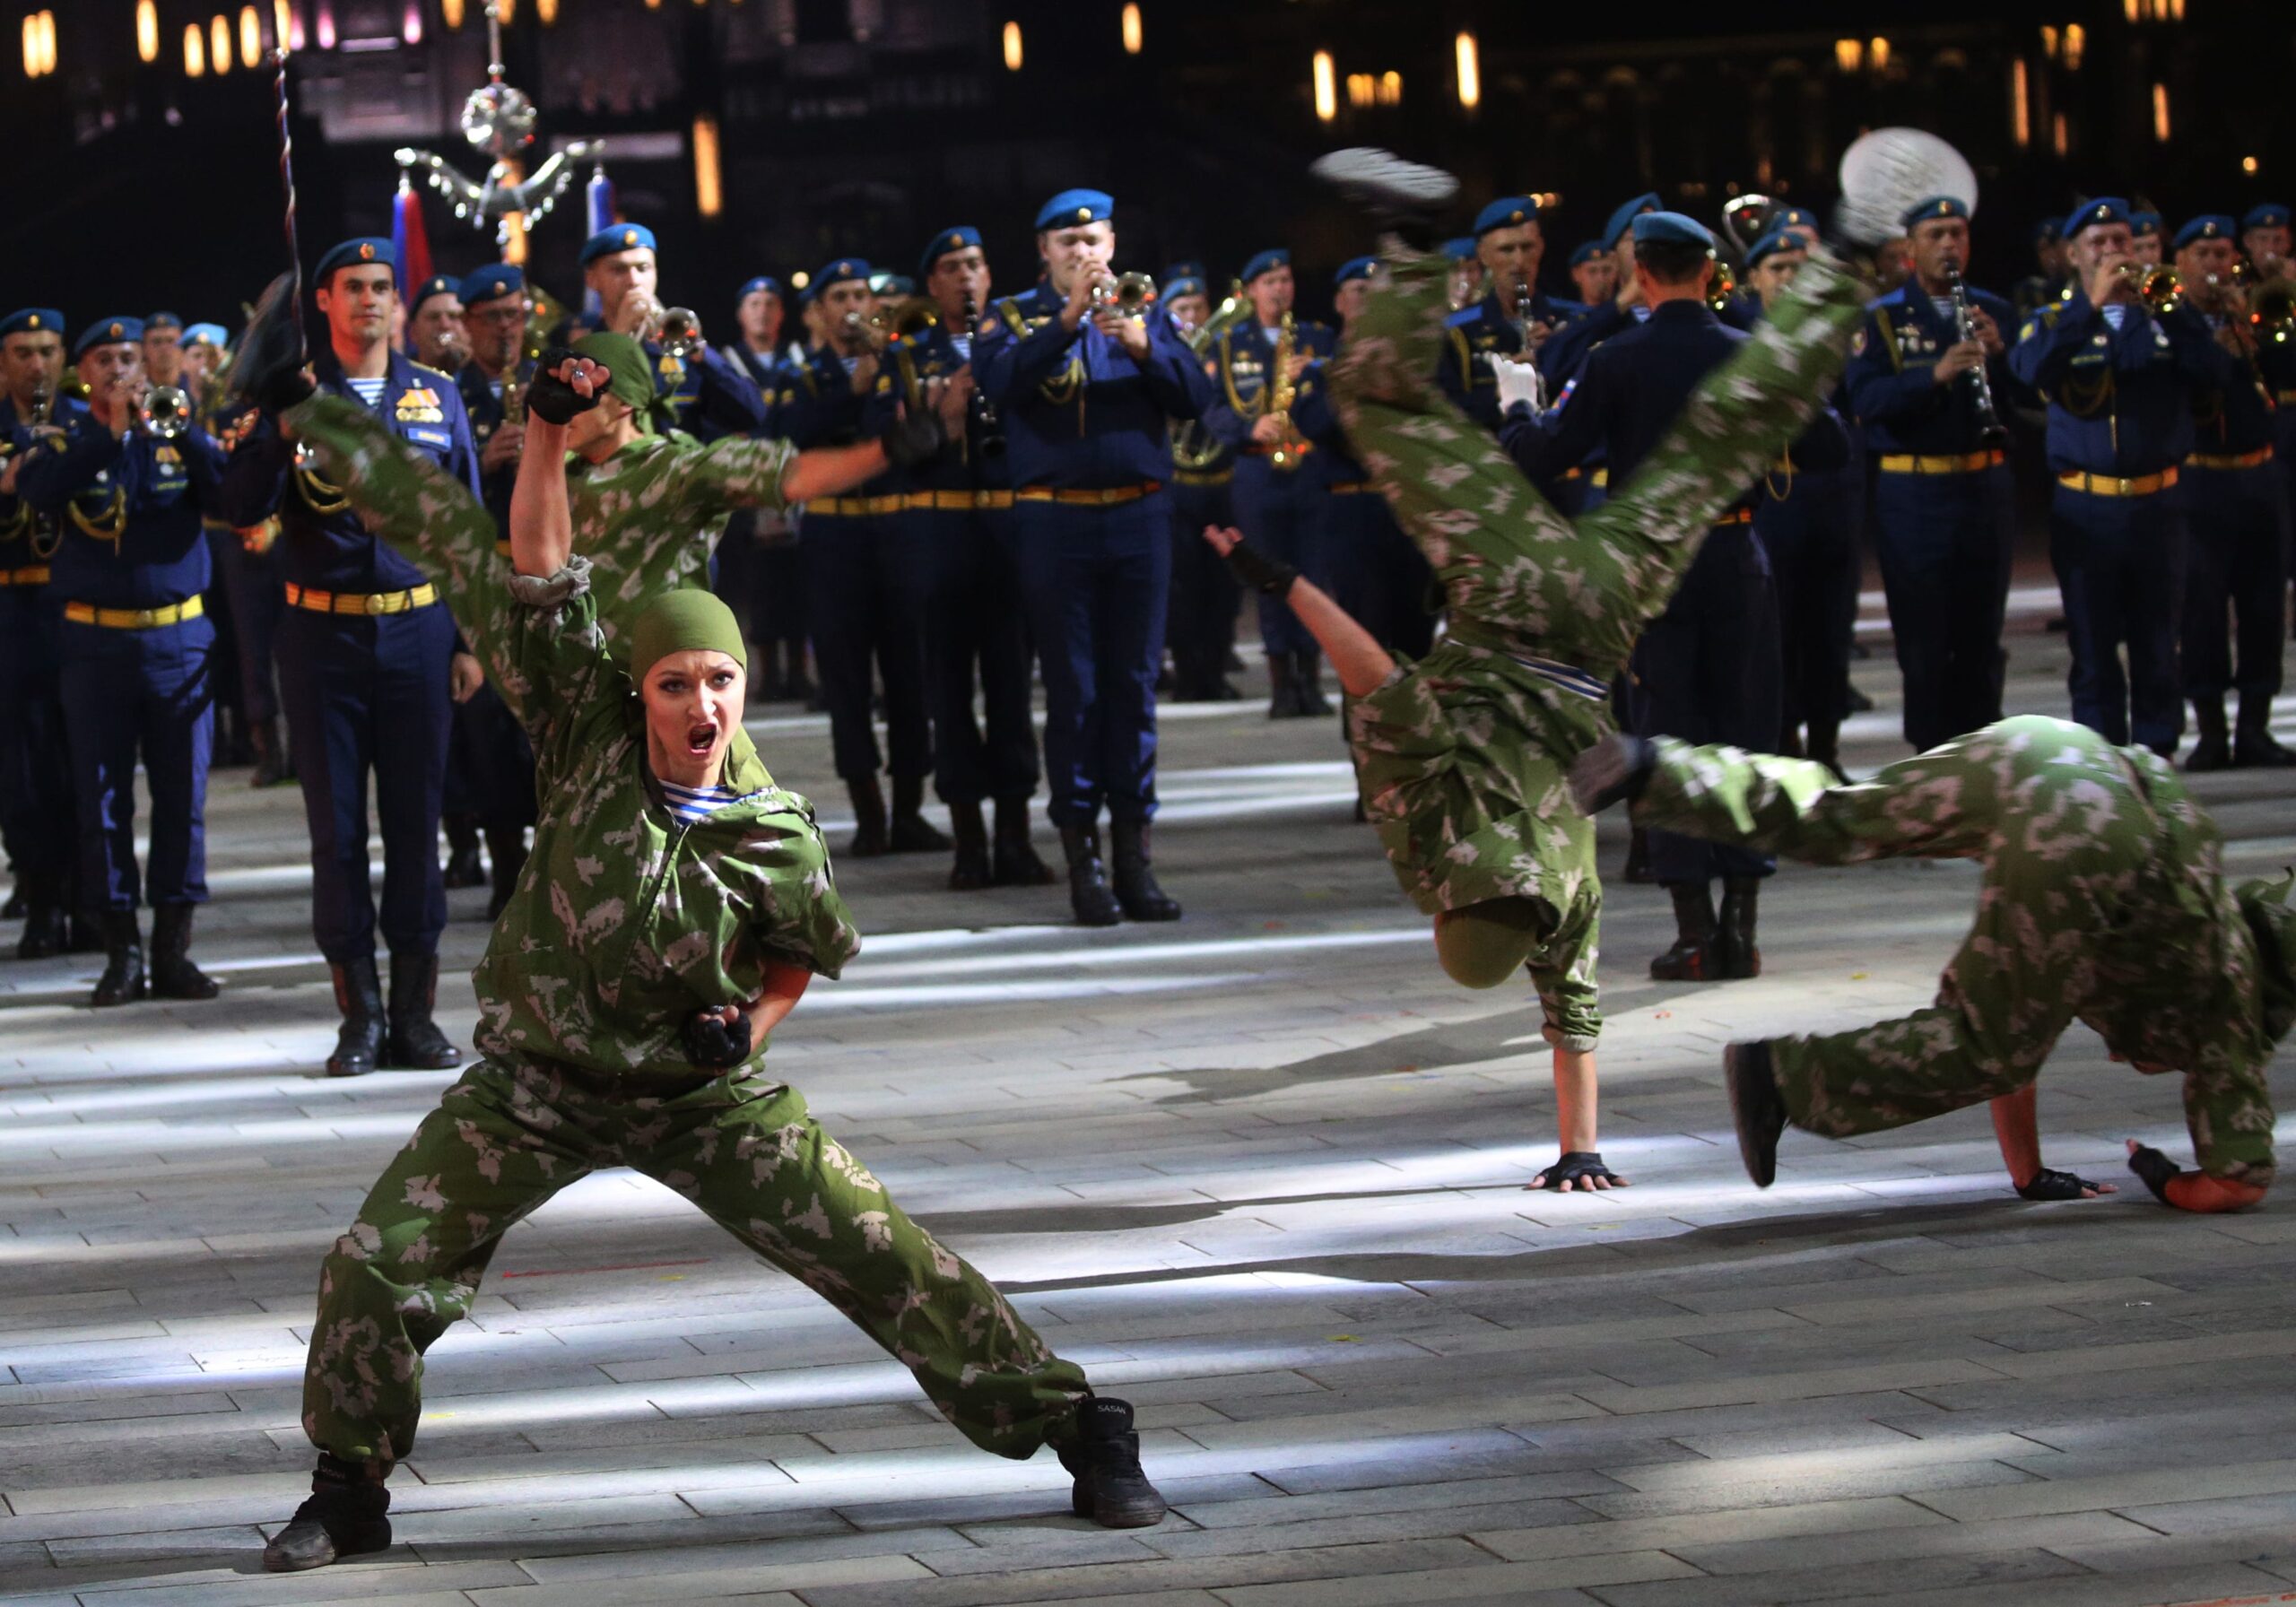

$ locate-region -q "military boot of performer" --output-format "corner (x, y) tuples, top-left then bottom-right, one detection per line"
(888, 776), (952, 855)
(263, 1453), (391, 1573)
(1060, 818), (1124, 927)
(1650, 883), (1717, 982)
(91, 910), (146, 1008)
(382, 953), (462, 1072)
(846, 776), (890, 858)
(326, 957), (385, 1078)
(148, 905), (220, 1001)
(1714, 875), (1763, 980)
(994, 794), (1057, 887)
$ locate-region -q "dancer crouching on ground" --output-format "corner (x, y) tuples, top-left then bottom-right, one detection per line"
(245, 329), (1164, 1571)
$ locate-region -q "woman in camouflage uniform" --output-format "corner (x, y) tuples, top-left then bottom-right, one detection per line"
(257, 352), (1163, 1573)
(1570, 716), (2288, 1212)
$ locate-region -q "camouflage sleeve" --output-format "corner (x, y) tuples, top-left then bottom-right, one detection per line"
(1529, 889), (1601, 1053)
(2182, 1045), (2278, 1187)
(675, 432), (800, 522)
(718, 790), (865, 981)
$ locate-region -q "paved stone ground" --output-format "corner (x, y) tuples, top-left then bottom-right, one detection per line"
(2, 615), (2293, 1607)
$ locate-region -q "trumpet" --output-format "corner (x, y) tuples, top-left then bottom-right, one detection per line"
(1089, 271), (1158, 317)
(2114, 262), (2183, 314)
(1705, 257), (1738, 315)
(2252, 275), (2296, 344)
(657, 306), (705, 360)
(1182, 279), (1252, 357)
(137, 384), (193, 441)
(867, 296), (941, 344)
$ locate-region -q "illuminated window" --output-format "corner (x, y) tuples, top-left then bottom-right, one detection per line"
(1455, 31), (1478, 109)
(2243, 155), (2261, 177)
(1313, 50), (1336, 122)
(212, 15), (232, 73)
(1868, 37), (1890, 71)
(2039, 24), (2057, 56)
(693, 116), (722, 217)
(2011, 59), (2030, 148)
(2152, 82), (2170, 142)
(2052, 111), (2068, 157)
(1002, 20), (1021, 71)
(240, 5), (263, 66)
(1346, 72), (1373, 109)
(1834, 39), (1862, 73)
(138, 1), (160, 63)
(1378, 69), (1401, 106)
(1120, 3), (1141, 56)
(444, 0), (465, 24)
(185, 22), (206, 75)
(538, 0), (559, 19)
(2064, 23), (2083, 69)
(403, 2), (422, 42)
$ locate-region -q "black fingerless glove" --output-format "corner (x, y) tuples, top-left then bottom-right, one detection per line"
(878, 406), (946, 469)
(526, 347), (604, 426)
(682, 1007), (752, 1069)
(2015, 1167), (2103, 1202)
(2126, 1143), (2184, 1204)
(1222, 537), (1299, 596)
(1534, 1151), (1622, 1192)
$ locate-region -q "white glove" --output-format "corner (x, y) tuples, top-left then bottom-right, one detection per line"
(1492, 353), (1545, 414)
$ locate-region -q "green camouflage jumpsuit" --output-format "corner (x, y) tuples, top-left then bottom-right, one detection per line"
(1628, 715), (2285, 1185)
(284, 395), (1091, 1472)
(1324, 247), (1867, 1047)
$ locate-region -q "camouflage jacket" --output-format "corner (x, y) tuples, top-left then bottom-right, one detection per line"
(291, 395), (860, 1084)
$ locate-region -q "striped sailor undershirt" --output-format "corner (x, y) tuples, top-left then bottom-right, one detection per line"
(659, 778), (760, 825)
(1509, 653), (1609, 703)
(345, 377), (387, 407)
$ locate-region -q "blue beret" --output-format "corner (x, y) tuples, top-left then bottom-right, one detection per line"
(2065, 198), (2131, 239)
(1771, 206), (1820, 233)
(144, 310), (183, 334)
(410, 274), (460, 315)
(1162, 274), (1207, 300)
(74, 317), (144, 360)
(1631, 211), (1715, 251)
(1567, 240), (1605, 268)
(1473, 195), (1538, 238)
(2244, 203), (2291, 231)
(1239, 248), (1292, 284)
(1439, 237), (1477, 263)
(1165, 260), (1207, 282)
(1745, 229), (1803, 270)
(868, 272), (916, 297)
(737, 275), (783, 301)
(1035, 188), (1113, 231)
(1605, 193), (1663, 247)
(2034, 215), (2065, 241)
(918, 226), (981, 280)
(2131, 211), (2164, 239)
(1334, 255), (1376, 288)
(579, 223), (657, 266)
(814, 257), (871, 291)
(2174, 213), (2238, 251)
(182, 322), (229, 348)
(1901, 195), (1970, 230)
(459, 264), (526, 306)
(0, 308), (65, 339)
(316, 237), (396, 285)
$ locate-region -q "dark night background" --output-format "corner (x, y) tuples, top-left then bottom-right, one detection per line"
(4, 0), (2292, 328)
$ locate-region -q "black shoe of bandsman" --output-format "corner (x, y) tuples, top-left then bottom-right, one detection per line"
(1057, 1396), (1168, 1528)
(1724, 1040), (1787, 1189)
(328, 957), (386, 1078)
(1060, 823), (1124, 928)
(384, 954), (463, 1071)
(262, 1455), (392, 1573)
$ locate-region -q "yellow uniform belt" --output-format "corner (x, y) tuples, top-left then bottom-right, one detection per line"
(1326, 480), (1373, 495)
(2057, 468), (2178, 498)
(284, 581), (440, 615)
(1013, 482), (1161, 507)
(2185, 446), (2275, 472)
(1877, 448), (2007, 474)
(64, 595), (204, 630)
(1711, 508), (1754, 527)
(900, 490), (986, 512)
(1, 564), (51, 586)
(807, 494), (908, 517)
(1170, 467), (1233, 488)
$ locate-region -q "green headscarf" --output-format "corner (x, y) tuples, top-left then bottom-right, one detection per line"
(628, 587), (748, 682)
(571, 331), (663, 433)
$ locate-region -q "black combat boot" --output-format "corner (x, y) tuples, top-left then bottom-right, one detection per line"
(946, 799), (992, 890)
(91, 910), (146, 1007)
(1723, 1040), (1787, 1188)
(888, 776), (952, 854)
(1056, 1397), (1169, 1528)
(250, 715), (293, 787)
(992, 795), (1057, 887)
(147, 904), (220, 1001)
(13, 870), (68, 960)
(326, 956), (386, 1078)
(1265, 651), (1300, 718)
(1308, 148), (1461, 250)
(1109, 816), (1181, 922)
(2234, 694), (2295, 768)
(1292, 648), (1334, 717)
(845, 775), (890, 857)
(383, 953), (462, 1071)
(2186, 698), (2231, 772)
(262, 1453), (392, 1572)
(1649, 882), (1717, 982)
(1715, 875), (1763, 980)
(1059, 821), (1124, 927)
(442, 812), (486, 889)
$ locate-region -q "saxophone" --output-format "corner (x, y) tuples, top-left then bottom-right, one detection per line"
(1266, 310), (1302, 470)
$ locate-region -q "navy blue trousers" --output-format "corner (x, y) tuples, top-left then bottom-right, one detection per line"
(1871, 464), (2014, 753)
(1631, 526), (1780, 885)
(276, 604), (455, 963)
(59, 614), (213, 909)
(1013, 493), (1169, 825)
(1165, 476), (1239, 698)
(1326, 486), (1436, 659)
(915, 506), (1039, 807)
(1233, 457), (1329, 658)
(1759, 468), (1863, 747)
(448, 682), (536, 830)
(2179, 464), (2290, 707)
(2048, 486), (2187, 754)
(804, 510), (934, 783)
(217, 534), (289, 725)
(0, 586), (71, 880)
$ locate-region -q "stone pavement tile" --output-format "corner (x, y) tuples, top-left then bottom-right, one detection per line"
(509, 1522), (977, 1584)
(1805, 1561), (2296, 1607)
(837, 1474), (1266, 1534)
(1669, 1508), (2152, 1574)
(54, 1558), (531, 1605)
(1590, 1545), (2094, 1606)
(1208, 1547), (1699, 1606)
(1578, 1456), (2042, 1521)
(1573, 1357), (2010, 1415)
(2028, 1519), (2296, 1582)
(1171, 1470), (1625, 1532)
(465, 1551), (936, 1604)
(1915, 1457), (2296, 1522)
(1468, 1493), (1944, 1561)
(1140, 1498), (1589, 1559)
(2089, 1490), (2296, 1538)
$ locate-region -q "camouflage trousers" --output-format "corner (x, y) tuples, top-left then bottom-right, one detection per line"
(1630, 718), (2146, 1134)
(303, 1057), (1089, 1468)
(1322, 248), (1865, 1038)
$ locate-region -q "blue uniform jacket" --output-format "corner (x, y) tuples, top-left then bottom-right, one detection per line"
(1288, 358), (1369, 488)
(1439, 289), (1578, 430)
(217, 348), (481, 591)
(1844, 282), (2019, 454)
(972, 282), (1211, 490)
(865, 321), (1009, 494)
(1201, 318), (1337, 456)
(457, 359), (535, 536)
(1502, 300), (1848, 512)
(650, 340), (766, 443)
(15, 396), (225, 609)
(2188, 318), (2279, 457)
(0, 393), (65, 572)
(2007, 291), (2237, 476)
(723, 344), (785, 434)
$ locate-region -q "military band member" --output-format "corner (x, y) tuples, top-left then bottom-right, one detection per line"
(16, 317), (222, 1006)
(2012, 215), (2072, 322)
(405, 276), (467, 375)
(1204, 248), (1337, 717)
(2127, 210), (2165, 268)
(1442, 237), (1483, 312)
(2009, 198), (2238, 757)
(1160, 265), (1245, 705)
(581, 222), (766, 441)
(1566, 240), (1615, 309)
(1436, 197), (1572, 433)
(973, 187), (1214, 925)
(715, 274), (810, 704)
(141, 312), (187, 388)
(216, 238), (479, 1078)
(2173, 214), (2292, 770)
(1844, 194), (2017, 754)
(0, 307), (77, 957)
(180, 323), (227, 393)
(2240, 202), (2291, 274)
(1535, 192), (1664, 396)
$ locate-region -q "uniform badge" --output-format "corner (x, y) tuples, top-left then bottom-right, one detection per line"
(1849, 328), (1867, 358)
(395, 386), (445, 424)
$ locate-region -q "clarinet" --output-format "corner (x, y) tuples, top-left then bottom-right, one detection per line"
(1944, 255), (2009, 448)
(961, 291), (1004, 459)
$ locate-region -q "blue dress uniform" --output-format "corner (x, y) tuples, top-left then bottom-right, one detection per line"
(215, 238), (479, 1074)
(0, 308), (77, 955)
(2170, 217), (2293, 769)
(1159, 266), (1243, 703)
(16, 317), (224, 1004)
(1435, 198), (1579, 433)
(1295, 256), (1434, 661)
(973, 188), (1214, 925)
(577, 225), (767, 444)
(713, 275), (810, 698)
(1200, 249), (1338, 715)
(1842, 196), (2019, 753)
(1505, 213), (1848, 981)
(2008, 199), (2239, 755)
